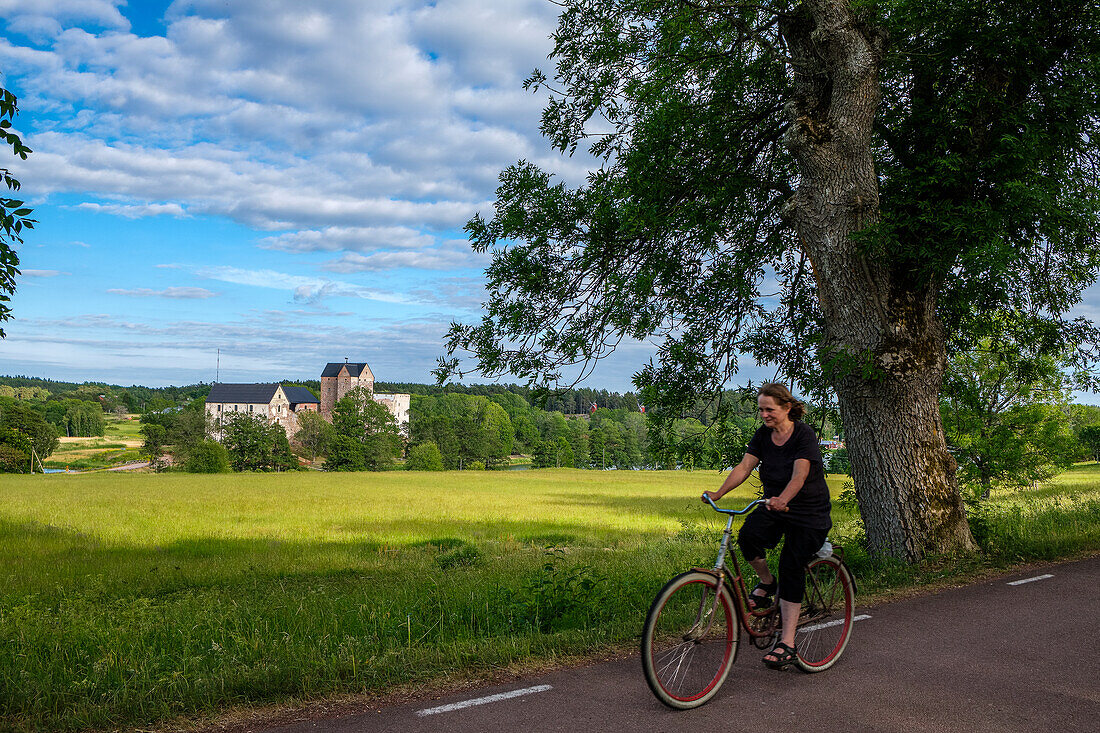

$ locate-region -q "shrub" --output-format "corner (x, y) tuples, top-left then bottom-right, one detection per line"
(435, 543), (482, 569)
(827, 447), (851, 474)
(325, 434), (365, 471)
(0, 443), (28, 473)
(406, 441), (444, 471)
(184, 440), (231, 473)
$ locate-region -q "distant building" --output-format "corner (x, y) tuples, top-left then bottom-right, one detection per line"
(205, 383), (319, 438)
(320, 361), (410, 432)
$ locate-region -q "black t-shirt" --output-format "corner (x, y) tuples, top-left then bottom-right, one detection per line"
(745, 421), (832, 529)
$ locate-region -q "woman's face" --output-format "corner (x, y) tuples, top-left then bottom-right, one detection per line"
(758, 394), (791, 429)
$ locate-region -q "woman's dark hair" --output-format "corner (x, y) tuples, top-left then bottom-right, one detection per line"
(758, 382), (805, 421)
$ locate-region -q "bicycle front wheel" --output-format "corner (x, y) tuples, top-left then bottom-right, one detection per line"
(794, 556), (855, 672)
(641, 571), (739, 709)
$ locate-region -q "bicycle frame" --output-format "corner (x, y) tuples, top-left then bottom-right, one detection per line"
(698, 496), (778, 640)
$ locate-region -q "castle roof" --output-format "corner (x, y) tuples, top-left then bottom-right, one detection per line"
(282, 385), (320, 406)
(321, 362), (372, 378)
(206, 383), (281, 404)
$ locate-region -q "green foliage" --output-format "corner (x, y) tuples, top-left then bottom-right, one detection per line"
(293, 410), (334, 462)
(166, 399), (210, 462)
(0, 83), (34, 338)
(509, 548), (605, 633)
(406, 441), (444, 471)
(55, 399), (106, 437)
(943, 341), (1078, 493)
(140, 423), (168, 464)
(434, 542), (482, 570)
(0, 399), (59, 466)
(827, 448), (851, 475)
(442, 0), (1100, 399)
(330, 387), (402, 471)
(1078, 424), (1100, 463)
(412, 393), (515, 469)
(0, 442), (28, 472)
(183, 440), (231, 473)
(220, 412), (296, 472)
(325, 433), (365, 471)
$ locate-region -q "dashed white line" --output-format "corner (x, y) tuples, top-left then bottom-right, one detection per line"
(1006, 573), (1054, 586)
(800, 613), (872, 633)
(416, 684), (553, 717)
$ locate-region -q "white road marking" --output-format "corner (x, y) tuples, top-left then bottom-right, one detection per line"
(416, 684), (553, 717)
(1007, 573), (1054, 586)
(800, 613), (872, 633)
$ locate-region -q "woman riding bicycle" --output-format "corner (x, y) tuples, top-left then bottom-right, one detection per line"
(701, 382), (831, 670)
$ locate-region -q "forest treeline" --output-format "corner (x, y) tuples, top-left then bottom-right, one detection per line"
(5, 375), (1100, 493)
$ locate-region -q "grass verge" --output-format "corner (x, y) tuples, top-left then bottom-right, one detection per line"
(1, 466), (1097, 732)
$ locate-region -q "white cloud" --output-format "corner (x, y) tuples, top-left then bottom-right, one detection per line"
(107, 286), (218, 298)
(0, 0), (129, 39)
(321, 247), (483, 273)
(21, 269), (68, 277)
(258, 226), (434, 254)
(194, 265), (416, 305)
(77, 201), (187, 218)
(0, 1), (584, 240)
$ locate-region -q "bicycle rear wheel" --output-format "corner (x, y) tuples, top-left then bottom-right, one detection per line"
(641, 571), (739, 709)
(794, 556), (855, 672)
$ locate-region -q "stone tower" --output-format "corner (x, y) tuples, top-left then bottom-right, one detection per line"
(319, 361), (375, 418)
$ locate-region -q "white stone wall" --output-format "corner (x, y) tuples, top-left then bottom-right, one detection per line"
(373, 392), (411, 434)
(206, 386), (293, 439)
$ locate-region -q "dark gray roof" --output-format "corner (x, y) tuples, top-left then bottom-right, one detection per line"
(321, 362), (371, 378)
(206, 383), (280, 404)
(282, 385), (319, 406)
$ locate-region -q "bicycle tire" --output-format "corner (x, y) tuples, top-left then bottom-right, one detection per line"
(641, 570), (739, 708)
(794, 556), (855, 672)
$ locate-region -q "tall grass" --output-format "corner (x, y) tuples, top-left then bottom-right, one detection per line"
(1, 467), (1097, 732)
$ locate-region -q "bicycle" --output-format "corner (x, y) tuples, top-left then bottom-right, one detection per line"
(641, 496), (856, 709)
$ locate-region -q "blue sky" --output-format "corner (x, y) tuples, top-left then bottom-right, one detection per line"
(2, 1), (1098, 402)
(0, 0), (661, 391)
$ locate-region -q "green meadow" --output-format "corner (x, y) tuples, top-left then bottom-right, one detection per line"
(2, 468), (1099, 732)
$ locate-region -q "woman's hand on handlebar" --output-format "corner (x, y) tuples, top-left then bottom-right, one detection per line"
(701, 490), (722, 504)
(765, 496), (789, 512)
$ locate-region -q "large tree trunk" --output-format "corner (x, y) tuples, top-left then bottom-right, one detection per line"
(781, 1), (976, 560)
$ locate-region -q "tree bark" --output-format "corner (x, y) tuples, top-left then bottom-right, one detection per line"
(781, 1), (976, 560)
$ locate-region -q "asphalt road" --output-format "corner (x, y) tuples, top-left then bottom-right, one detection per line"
(254, 555), (1100, 733)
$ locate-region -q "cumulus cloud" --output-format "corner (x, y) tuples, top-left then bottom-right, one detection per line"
(0, 1), (589, 240)
(106, 286), (218, 298)
(0, 0), (129, 39)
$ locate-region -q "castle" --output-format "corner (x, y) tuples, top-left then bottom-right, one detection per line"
(205, 361), (410, 438)
(319, 361), (410, 428)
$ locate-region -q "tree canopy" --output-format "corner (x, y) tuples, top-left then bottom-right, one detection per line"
(0, 82), (34, 337)
(443, 0), (1100, 559)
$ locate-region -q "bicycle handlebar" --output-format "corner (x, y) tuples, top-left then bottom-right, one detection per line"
(702, 495), (768, 515)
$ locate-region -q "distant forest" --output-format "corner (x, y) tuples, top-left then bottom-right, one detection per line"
(0, 375), (641, 415)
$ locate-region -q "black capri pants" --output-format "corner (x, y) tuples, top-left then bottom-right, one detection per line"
(737, 508), (828, 604)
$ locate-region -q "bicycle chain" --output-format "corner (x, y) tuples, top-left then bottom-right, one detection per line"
(748, 612), (780, 648)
